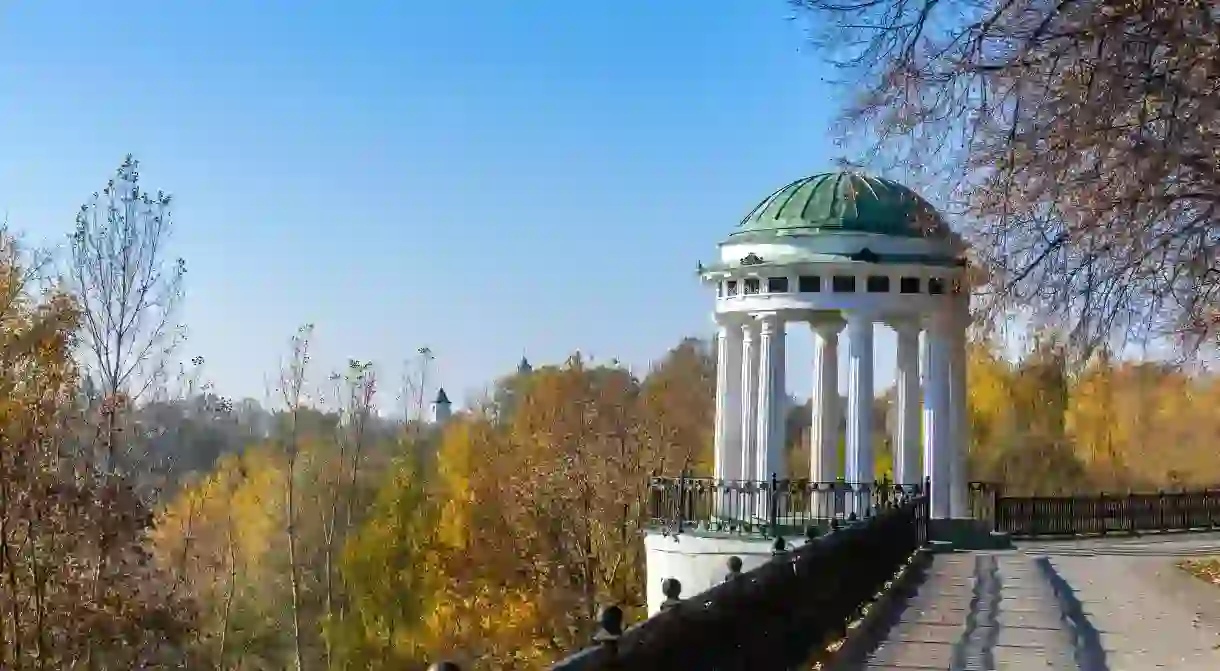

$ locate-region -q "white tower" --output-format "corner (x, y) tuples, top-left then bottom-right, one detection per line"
(430, 387), (452, 424)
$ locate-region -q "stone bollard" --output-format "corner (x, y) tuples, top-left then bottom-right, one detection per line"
(724, 555), (743, 582)
(805, 525), (821, 541)
(830, 518), (841, 532)
(771, 535), (788, 557)
(659, 578), (682, 611)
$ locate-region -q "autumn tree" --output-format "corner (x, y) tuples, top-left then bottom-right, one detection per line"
(637, 338), (715, 476)
(318, 359), (378, 667)
(69, 154), (186, 474)
(795, 0), (1220, 353)
(330, 453), (435, 669)
(0, 228), (197, 668)
(276, 325), (314, 671)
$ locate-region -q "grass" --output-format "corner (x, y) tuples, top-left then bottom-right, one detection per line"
(1177, 557), (1220, 587)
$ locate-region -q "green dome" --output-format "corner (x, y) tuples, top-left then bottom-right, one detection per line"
(731, 172), (949, 240)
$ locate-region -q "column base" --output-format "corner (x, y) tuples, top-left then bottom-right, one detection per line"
(927, 518), (1013, 551)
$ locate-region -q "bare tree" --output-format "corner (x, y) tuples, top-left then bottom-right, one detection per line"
(277, 324), (313, 671)
(69, 154), (186, 471)
(399, 346), (434, 424)
(319, 359), (377, 669)
(793, 0), (1220, 356)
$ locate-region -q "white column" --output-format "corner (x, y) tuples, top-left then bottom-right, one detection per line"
(739, 320), (759, 493)
(948, 296), (970, 517)
(771, 319), (787, 480)
(713, 319), (743, 484)
(891, 320), (922, 488)
(753, 314), (781, 521)
(754, 313), (779, 481)
(810, 318), (843, 517)
(845, 313), (875, 515)
(923, 313), (952, 519)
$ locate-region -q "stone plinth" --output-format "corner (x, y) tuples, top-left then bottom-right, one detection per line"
(643, 531), (808, 616)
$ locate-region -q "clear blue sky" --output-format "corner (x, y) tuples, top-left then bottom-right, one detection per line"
(0, 1), (903, 409)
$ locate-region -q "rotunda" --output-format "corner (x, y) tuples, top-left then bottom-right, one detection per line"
(643, 171), (973, 615)
(701, 171), (970, 519)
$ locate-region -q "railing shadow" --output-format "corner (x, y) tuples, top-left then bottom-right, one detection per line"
(1034, 556), (1110, 671)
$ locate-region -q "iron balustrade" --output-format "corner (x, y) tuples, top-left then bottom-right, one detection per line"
(994, 488), (1220, 538)
(548, 493), (930, 671)
(647, 473), (926, 537)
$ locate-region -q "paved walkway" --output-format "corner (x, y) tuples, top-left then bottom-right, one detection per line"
(857, 552), (1078, 669)
(849, 535), (1220, 670)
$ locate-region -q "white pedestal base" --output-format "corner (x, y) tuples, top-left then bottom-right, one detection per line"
(644, 531), (809, 616)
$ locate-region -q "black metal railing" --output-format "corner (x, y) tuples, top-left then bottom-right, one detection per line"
(968, 481), (1000, 521)
(995, 488), (1220, 538)
(647, 473), (926, 537)
(548, 493), (929, 670)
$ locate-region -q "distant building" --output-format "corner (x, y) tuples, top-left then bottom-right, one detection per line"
(430, 387), (452, 425)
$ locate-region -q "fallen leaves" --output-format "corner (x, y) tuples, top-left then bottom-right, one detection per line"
(1177, 557), (1220, 587)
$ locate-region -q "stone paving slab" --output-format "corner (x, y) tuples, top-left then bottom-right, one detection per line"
(1047, 554), (1220, 670)
(992, 644), (1076, 668)
(867, 640), (956, 668)
(884, 622), (962, 644)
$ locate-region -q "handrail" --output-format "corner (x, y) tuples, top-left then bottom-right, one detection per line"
(548, 494), (929, 670)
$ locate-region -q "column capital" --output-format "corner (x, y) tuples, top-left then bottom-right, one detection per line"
(885, 316), (922, 336)
(740, 320), (757, 341)
(923, 309), (954, 334)
(844, 310), (877, 327)
(809, 314), (845, 337)
(714, 312), (748, 327)
(753, 311), (781, 334)
(714, 316), (743, 333)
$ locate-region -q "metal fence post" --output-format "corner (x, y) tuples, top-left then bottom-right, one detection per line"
(771, 535), (788, 558)
(677, 470), (689, 534)
(769, 472), (779, 539)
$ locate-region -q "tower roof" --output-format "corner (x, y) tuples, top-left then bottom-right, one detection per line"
(434, 387), (451, 405)
(729, 172), (950, 242)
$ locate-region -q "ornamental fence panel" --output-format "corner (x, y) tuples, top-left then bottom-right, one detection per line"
(994, 488), (1220, 538)
(647, 473), (926, 537)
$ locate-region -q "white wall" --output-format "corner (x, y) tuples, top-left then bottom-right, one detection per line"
(643, 531), (809, 616)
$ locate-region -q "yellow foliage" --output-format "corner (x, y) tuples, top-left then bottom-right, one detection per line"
(435, 420), (475, 550)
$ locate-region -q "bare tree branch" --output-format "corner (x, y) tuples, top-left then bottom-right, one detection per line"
(795, 0), (1220, 357)
(69, 154), (186, 472)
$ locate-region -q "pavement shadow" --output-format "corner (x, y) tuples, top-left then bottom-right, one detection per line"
(950, 554), (1000, 670)
(1034, 555), (1110, 671)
